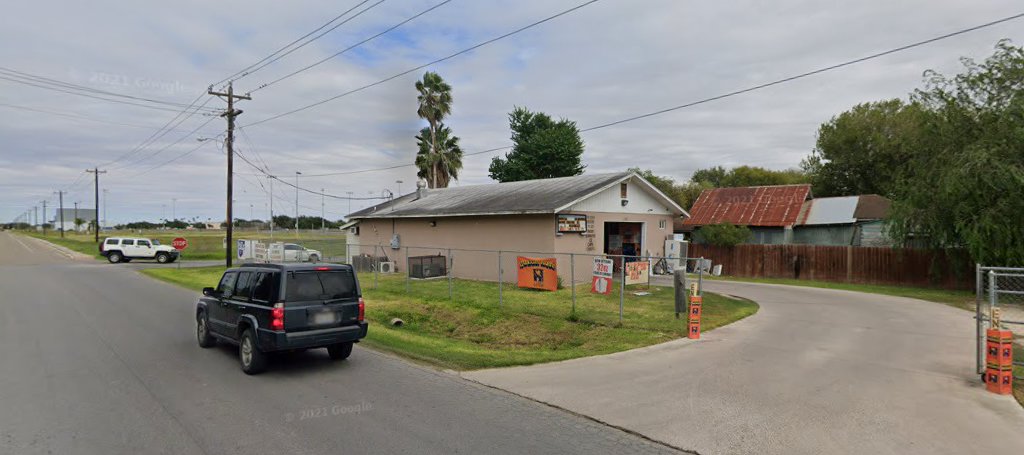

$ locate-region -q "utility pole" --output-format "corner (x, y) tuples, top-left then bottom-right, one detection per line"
(321, 188), (325, 232)
(269, 175), (275, 240)
(172, 198), (177, 224)
(102, 189), (108, 229)
(209, 82), (251, 268)
(86, 167), (106, 242)
(294, 171), (301, 234)
(41, 200), (47, 235)
(346, 191), (353, 218)
(74, 202), (79, 232)
(57, 190), (64, 238)
(33, 205), (38, 230)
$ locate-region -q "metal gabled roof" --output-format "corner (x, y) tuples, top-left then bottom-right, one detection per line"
(682, 184), (811, 227)
(348, 172), (687, 219)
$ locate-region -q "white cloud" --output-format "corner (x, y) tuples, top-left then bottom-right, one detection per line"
(1, 0), (1021, 222)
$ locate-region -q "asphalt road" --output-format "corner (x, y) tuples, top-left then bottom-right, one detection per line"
(466, 279), (1024, 454)
(0, 232), (683, 455)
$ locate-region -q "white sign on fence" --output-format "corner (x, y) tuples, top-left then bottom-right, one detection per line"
(592, 257), (613, 295)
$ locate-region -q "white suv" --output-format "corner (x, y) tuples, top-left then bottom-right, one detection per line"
(100, 237), (180, 264)
(283, 243), (321, 262)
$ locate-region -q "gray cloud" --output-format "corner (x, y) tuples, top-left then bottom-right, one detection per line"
(1, 0), (1021, 223)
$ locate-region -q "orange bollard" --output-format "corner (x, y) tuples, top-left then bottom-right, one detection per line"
(689, 304), (702, 320)
(984, 329), (1013, 395)
(687, 320), (700, 339)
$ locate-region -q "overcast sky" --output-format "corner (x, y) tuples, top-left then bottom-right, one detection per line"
(1, 0), (1021, 225)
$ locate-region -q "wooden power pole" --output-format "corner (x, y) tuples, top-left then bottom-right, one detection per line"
(208, 82), (251, 268)
(57, 190), (64, 238)
(86, 168), (106, 243)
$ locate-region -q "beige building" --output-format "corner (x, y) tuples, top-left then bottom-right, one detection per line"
(346, 172), (688, 282)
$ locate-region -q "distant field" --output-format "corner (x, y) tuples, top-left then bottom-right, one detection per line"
(22, 229), (346, 261)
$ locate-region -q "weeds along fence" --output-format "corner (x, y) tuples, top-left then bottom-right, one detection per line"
(341, 242), (709, 323)
(689, 243), (975, 290)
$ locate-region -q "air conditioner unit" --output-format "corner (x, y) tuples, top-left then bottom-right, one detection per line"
(378, 261), (396, 274)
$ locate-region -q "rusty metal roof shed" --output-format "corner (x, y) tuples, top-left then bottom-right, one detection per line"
(682, 185), (811, 227)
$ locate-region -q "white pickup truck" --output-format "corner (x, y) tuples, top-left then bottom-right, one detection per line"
(100, 237), (180, 263)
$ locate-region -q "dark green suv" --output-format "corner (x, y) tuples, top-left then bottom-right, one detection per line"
(195, 263), (368, 374)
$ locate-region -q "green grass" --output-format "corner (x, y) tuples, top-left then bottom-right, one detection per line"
(22, 229), (346, 261)
(703, 275), (975, 310)
(142, 266), (758, 370)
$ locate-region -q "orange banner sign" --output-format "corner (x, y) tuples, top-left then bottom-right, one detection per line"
(516, 256), (558, 292)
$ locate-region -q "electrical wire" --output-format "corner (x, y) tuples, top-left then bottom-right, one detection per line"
(0, 101), (195, 131)
(251, 0), (453, 93)
(0, 67), (219, 112)
(214, 0), (381, 87)
(244, 0), (602, 127)
(97, 93), (215, 169)
(277, 10), (1024, 178)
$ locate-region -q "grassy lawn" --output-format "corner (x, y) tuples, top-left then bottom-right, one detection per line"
(704, 275), (975, 310)
(22, 229), (346, 261)
(142, 266), (758, 370)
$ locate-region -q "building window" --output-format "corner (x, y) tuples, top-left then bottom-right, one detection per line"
(659, 220), (667, 229)
(620, 183), (628, 198)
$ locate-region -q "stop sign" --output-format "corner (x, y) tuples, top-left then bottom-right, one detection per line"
(172, 237), (188, 250)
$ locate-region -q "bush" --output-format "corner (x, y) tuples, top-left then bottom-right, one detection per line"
(700, 222), (751, 247)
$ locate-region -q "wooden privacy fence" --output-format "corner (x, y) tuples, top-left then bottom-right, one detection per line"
(689, 244), (975, 290)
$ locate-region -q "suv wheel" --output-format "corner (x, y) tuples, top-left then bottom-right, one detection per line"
(197, 312), (216, 348)
(239, 329), (268, 374)
(309, 254), (320, 263)
(107, 251), (123, 263)
(155, 252), (170, 263)
(327, 342), (353, 361)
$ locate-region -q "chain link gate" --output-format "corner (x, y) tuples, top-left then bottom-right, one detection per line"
(975, 265), (1024, 386)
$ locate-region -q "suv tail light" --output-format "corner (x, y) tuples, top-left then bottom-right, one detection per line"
(99, 241), (104, 253)
(357, 298), (365, 322)
(271, 302), (285, 331)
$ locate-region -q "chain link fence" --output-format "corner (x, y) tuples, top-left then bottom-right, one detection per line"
(337, 242), (710, 323)
(976, 265), (1024, 383)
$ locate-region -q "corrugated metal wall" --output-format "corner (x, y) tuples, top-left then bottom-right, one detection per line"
(689, 244), (974, 289)
(792, 225), (856, 246)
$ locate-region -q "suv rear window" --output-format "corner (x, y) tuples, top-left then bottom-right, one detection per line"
(105, 239), (118, 245)
(286, 270), (356, 301)
(121, 239), (135, 245)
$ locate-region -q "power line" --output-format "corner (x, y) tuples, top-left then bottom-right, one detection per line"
(233, 149), (388, 200)
(111, 114), (219, 171)
(97, 94), (215, 169)
(0, 101), (194, 131)
(251, 0), (453, 93)
(276, 10), (1024, 178)
(238, 0), (387, 87)
(0, 67), (219, 112)
(244, 0), (602, 127)
(214, 0), (381, 87)
(0, 73), (217, 114)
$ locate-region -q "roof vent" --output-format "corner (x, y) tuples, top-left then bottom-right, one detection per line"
(415, 179), (428, 200)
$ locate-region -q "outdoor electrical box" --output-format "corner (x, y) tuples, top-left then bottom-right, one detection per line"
(664, 239), (688, 271)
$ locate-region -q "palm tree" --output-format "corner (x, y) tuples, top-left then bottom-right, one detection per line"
(415, 71), (453, 188)
(415, 124), (464, 188)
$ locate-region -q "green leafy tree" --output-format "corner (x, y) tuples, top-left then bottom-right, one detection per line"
(801, 99), (925, 197)
(73, 218), (84, 231)
(699, 222), (751, 247)
(415, 71), (455, 188)
(415, 124), (463, 188)
(629, 167), (710, 211)
(691, 165), (808, 188)
(489, 107), (585, 182)
(887, 40), (1024, 265)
